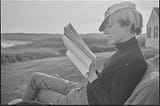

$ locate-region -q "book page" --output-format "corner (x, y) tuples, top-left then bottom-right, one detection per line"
(66, 50), (89, 76)
(62, 35), (92, 70)
(64, 24), (96, 60)
(63, 23), (97, 76)
(64, 25), (93, 58)
(68, 23), (95, 57)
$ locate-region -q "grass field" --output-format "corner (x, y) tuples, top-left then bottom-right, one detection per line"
(1, 48), (159, 104)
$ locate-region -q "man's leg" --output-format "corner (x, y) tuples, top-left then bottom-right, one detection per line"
(36, 84), (89, 105)
(36, 89), (67, 104)
(23, 72), (78, 101)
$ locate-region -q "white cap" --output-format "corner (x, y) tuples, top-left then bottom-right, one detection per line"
(99, 1), (136, 32)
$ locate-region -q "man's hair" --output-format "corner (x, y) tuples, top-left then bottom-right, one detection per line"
(109, 8), (143, 35)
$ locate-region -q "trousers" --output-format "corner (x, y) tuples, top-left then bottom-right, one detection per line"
(22, 72), (89, 105)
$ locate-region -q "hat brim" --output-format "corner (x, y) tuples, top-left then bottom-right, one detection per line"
(99, 17), (109, 32)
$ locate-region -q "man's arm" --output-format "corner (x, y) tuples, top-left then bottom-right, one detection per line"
(86, 60), (112, 105)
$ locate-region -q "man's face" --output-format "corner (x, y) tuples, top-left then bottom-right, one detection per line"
(103, 19), (127, 45)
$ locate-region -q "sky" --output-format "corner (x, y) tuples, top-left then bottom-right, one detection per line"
(1, 0), (159, 34)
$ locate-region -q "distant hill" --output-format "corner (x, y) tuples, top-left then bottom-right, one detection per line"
(1, 33), (62, 41)
(1, 33), (105, 41)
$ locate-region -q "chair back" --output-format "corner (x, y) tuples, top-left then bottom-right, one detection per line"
(124, 55), (159, 105)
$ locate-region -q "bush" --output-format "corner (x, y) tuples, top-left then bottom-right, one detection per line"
(142, 49), (159, 60)
(1, 53), (17, 65)
(137, 36), (146, 47)
(1, 52), (59, 65)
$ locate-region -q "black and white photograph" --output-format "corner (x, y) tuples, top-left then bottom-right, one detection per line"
(1, 0), (159, 105)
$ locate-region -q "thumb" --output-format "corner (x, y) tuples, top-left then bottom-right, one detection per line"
(89, 60), (97, 72)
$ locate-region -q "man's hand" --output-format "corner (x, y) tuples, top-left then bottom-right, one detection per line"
(86, 60), (98, 83)
(87, 69), (97, 83)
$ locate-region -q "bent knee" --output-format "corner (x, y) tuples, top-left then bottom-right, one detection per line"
(30, 72), (43, 80)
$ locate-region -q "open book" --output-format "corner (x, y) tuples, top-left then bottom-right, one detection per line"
(62, 23), (97, 76)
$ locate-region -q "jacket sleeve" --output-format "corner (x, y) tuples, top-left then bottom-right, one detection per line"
(88, 78), (112, 105)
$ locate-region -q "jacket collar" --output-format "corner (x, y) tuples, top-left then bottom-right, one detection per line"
(115, 37), (138, 50)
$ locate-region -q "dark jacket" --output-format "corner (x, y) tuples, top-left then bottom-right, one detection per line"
(87, 37), (148, 105)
